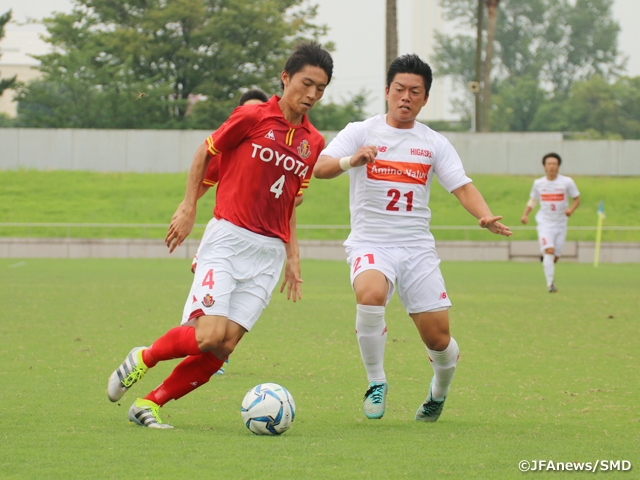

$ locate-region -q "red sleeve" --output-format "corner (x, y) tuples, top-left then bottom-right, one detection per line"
(205, 105), (261, 156)
(203, 155), (220, 186)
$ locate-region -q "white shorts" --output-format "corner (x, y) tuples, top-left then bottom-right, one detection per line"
(537, 225), (567, 256)
(345, 244), (451, 314)
(181, 218), (286, 331)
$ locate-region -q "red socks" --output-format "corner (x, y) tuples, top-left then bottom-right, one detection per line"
(144, 352), (224, 406)
(142, 326), (202, 368)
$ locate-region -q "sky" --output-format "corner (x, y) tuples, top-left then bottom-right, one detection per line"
(2, 0), (640, 117)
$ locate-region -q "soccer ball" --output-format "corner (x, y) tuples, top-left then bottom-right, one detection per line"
(240, 383), (296, 435)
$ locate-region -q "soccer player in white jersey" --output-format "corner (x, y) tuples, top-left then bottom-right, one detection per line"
(313, 54), (512, 422)
(521, 153), (580, 293)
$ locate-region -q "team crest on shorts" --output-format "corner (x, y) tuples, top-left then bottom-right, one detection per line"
(297, 139), (311, 159)
(202, 294), (215, 308)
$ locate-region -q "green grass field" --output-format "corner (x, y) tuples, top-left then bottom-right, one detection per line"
(1, 170), (639, 241)
(1, 258), (638, 479)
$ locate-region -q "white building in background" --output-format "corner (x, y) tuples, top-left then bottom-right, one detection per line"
(411, 0), (459, 122)
(0, 30), (47, 117)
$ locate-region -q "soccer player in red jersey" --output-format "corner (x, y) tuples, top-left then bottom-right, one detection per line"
(182, 89), (306, 376)
(107, 42), (333, 428)
(192, 89), (306, 275)
(187, 89), (271, 376)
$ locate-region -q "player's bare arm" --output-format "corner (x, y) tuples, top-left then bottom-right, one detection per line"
(565, 195), (580, 217)
(165, 142), (210, 253)
(521, 198), (536, 224)
(452, 183), (512, 237)
(313, 145), (378, 179)
(197, 183), (211, 200)
(280, 207), (303, 302)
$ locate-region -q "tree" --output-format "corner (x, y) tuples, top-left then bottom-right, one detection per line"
(434, 0), (624, 131)
(491, 75), (547, 131)
(473, 0), (483, 131)
(613, 76), (640, 139)
(480, 0), (498, 132)
(15, 0), (331, 129)
(386, 0), (398, 73)
(0, 10), (17, 99)
(385, 0), (397, 113)
(528, 74), (640, 139)
(307, 90), (369, 130)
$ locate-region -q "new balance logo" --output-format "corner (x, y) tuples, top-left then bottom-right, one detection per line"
(265, 130), (275, 140)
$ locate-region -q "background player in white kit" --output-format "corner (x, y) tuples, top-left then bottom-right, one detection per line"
(521, 153), (580, 292)
(313, 54), (512, 422)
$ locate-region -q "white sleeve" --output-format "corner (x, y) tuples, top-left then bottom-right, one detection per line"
(529, 181), (540, 201)
(568, 178), (580, 198)
(320, 122), (366, 158)
(433, 137), (472, 193)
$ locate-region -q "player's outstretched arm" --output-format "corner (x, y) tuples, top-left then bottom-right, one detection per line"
(313, 145), (378, 179)
(452, 183), (512, 237)
(280, 207), (303, 302)
(165, 142), (210, 253)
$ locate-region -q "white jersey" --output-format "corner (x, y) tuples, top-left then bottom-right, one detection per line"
(321, 115), (471, 246)
(530, 174), (580, 228)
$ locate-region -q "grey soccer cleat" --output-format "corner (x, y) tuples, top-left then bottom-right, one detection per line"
(128, 398), (173, 429)
(415, 378), (446, 422)
(107, 346), (149, 402)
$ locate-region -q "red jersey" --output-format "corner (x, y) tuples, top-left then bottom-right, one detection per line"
(202, 156), (220, 187)
(204, 95), (323, 242)
(203, 153), (307, 197)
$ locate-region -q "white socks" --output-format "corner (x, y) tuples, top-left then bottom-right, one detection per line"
(355, 304), (387, 383)
(543, 253), (555, 287)
(356, 305), (460, 399)
(427, 337), (459, 401)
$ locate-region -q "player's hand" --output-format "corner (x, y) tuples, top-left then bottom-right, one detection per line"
(280, 256), (303, 302)
(565, 209), (572, 217)
(521, 215), (528, 224)
(479, 215), (512, 237)
(165, 201), (196, 253)
(350, 145), (378, 168)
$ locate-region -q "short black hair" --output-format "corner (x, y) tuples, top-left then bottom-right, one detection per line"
(238, 89), (269, 106)
(280, 41), (333, 90)
(542, 152), (562, 166)
(386, 54), (433, 96)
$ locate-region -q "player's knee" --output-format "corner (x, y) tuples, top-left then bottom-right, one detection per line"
(358, 294), (386, 306)
(195, 322), (226, 352)
(355, 286), (387, 306)
(214, 338), (238, 358)
(544, 247), (555, 255)
(425, 332), (451, 352)
(196, 334), (224, 352)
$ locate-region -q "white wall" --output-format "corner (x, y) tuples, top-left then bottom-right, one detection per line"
(1, 128), (639, 175)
